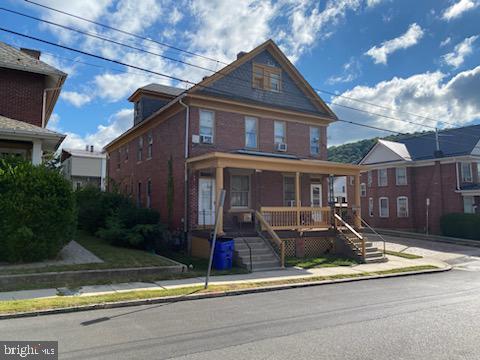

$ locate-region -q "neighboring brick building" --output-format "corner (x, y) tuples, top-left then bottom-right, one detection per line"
(0, 42), (66, 163)
(105, 40), (364, 245)
(359, 126), (480, 235)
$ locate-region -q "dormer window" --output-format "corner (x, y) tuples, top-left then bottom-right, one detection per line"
(252, 63), (281, 92)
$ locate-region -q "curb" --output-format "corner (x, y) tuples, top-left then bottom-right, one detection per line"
(0, 265), (451, 320)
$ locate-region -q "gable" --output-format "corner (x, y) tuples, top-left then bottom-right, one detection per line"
(191, 42), (334, 118)
(360, 142), (408, 165)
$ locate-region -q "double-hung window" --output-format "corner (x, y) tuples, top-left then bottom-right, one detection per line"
(252, 64), (281, 92)
(396, 167), (407, 185)
(378, 168), (388, 186)
(199, 110), (214, 144)
(367, 171), (372, 187)
(231, 175), (250, 208)
(464, 196), (475, 214)
(461, 162), (473, 183)
(360, 183), (366, 197)
(368, 198), (374, 217)
(397, 196), (409, 217)
(379, 197), (389, 218)
(146, 179), (152, 209)
(125, 146), (129, 161)
(245, 117), (258, 149)
(147, 132), (153, 159)
(137, 137), (143, 161)
(274, 121), (286, 145)
(137, 182), (142, 207)
(310, 127), (320, 155)
(283, 176), (296, 206)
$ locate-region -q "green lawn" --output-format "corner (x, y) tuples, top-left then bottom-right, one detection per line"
(286, 255), (359, 269)
(385, 250), (423, 259)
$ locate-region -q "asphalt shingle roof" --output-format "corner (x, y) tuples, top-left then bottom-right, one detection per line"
(398, 124), (480, 160)
(140, 83), (185, 97)
(0, 41), (66, 77)
(0, 115), (64, 138)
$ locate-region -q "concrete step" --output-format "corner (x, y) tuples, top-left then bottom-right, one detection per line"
(235, 247), (272, 256)
(236, 253), (278, 262)
(234, 237), (265, 244)
(249, 260), (282, 270)
(364, 251), (384, 259)
(364, 255), (388, 263)
(365, 247), (379, 253)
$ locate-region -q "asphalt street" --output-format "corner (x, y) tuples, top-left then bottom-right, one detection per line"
(2, 258), (480, 359)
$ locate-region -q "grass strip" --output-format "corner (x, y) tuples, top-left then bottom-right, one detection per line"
(0, 265), (438, 315)
(385, 250), (423, 259)
(286, 255), (358, 269)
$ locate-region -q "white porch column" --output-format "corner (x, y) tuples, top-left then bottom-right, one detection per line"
(353, 173), (361, 228)
(32, 140), (43, 165)
(215, 166), (225, 235)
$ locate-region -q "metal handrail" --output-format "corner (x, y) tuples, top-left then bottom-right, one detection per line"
(241, 238), (253, 272)
(334, 213), (365, 259)
(255, 210), (285, 268)
(356, 215), (387, 258)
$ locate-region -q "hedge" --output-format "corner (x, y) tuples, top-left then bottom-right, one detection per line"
(0, 159), (76, 262)
(440, 213), (480, 240)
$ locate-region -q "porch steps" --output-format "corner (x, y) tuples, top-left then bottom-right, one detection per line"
(340, 234), (386, 264)
(233, 237), (282, 272)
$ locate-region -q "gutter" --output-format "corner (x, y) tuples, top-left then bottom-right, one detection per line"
(179, 98), (190, 235)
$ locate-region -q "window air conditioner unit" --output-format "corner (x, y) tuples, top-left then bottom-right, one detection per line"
(276, 142), (287, 152)
(200, 135), (213, 144)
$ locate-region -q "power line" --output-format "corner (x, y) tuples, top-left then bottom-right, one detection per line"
(1, 26), (477, 151)
(23, 0), (224, 65)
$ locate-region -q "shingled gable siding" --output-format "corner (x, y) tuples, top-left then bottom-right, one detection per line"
(360, 163), (464, 234)
(196, 49), (326, 116)
(134, 96), (172, 126)
(108, 110), (187, 230)
(188, 106), (327, 160)
(0, 68), (45, 127)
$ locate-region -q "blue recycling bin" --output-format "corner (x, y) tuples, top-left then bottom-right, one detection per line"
(210, 236), (234, 270)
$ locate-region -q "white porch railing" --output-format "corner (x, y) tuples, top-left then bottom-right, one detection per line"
(260, 206), (331, 231)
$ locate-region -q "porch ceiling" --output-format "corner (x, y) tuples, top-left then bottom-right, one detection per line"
(186, 151), (364, 176)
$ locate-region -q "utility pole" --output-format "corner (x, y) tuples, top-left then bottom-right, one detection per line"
(205, 189), (226, 289)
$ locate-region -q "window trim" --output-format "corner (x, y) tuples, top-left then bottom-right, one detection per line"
(230, 174), (251, 209)
(379, 197), (389, 218)
(368, 197), (374, 217)
(395, 167), (407, 186)
(244, 116), (258, 149)
(309, 126), (320, 156)
(360, 183), (366, 197)
(378, 168), (388, 187)
(199, 109), (215, 144)
(396, 196), (409, 218)
(461, 162), (473, 183)
(463, 196), (475, 214)
(252, 63), (282, 92)
(146, 179), (152, 209)
(274, 120), (286, 145)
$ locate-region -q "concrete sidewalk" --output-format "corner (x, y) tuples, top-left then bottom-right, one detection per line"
(0, 254), (448, 301)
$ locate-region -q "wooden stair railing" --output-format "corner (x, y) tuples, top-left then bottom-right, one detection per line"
(255, 210), (285, 268)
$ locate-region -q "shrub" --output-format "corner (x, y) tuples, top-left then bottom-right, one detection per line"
(440, 213), (480, 240)
(0, 159), (76, 263)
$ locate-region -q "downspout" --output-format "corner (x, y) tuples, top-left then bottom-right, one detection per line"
(179, 97), (190, 237)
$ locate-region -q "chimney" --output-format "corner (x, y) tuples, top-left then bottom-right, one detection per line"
(90, 145), (94, 152)
(236, 51), (247, 59)
(20, 48), (41, 60)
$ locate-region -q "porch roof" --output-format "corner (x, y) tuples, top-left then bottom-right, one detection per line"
(186, 151), (364, 176)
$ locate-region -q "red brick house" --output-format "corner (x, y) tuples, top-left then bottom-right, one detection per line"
(0, 42), (66, 163)
(105, 40), (382, 268)
(359, 125), (480, 235)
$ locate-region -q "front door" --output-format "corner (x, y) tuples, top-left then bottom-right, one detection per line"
(198, 178), (216, 226)
(310, 184), (323, 222)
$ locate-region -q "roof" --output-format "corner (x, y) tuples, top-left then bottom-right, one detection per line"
(128, 83), (184, 101)
(0, 115), (64, 139)
(398, 125), (480, 160)
(378, 139), (412, 161)
(0, 42), (66, 77)
(62, 148), (106, 159)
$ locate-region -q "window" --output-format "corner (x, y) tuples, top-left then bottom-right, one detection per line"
(461, 162), (473, 183)
(117, 150), (121, 169)
(477, 162), (480, 182)
(199, 110), (214, 144)
(252, 63), (281, 92)
(397, 197), (409, 217)
(283, 175), (296, 206)
(134, 101), (141, 121)
(146, 179), (152, 209)
(310, 127), (320, 155)
(396, 167), (407, 185)
(76, 182), (81, 191)
(137, 136), (143, 161)
(360, 183), (366, 197)
(367, 171), (372, 187)
(378, 168), (388, 186)
(379, 197), (389, 218)
(231, 175), (250, 208)
(147, 132), (153, 159)
(125, 146), (129, 160)
(274, 121), (286, 144)
(245, 117), (258, 148)
(349, 176), (354, 186)
(368, 198), (374, 217)
(137, 182), (142, 207)
(464, 196), (475, 214)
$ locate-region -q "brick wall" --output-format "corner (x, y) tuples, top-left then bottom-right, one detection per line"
(0, 68), (45, 127)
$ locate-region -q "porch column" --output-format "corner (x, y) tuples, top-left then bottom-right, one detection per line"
(295, 172), (301, 227)
(353, 173), (361, 228)
(215, 166), (225, 235)
(32, 140), (42, 165)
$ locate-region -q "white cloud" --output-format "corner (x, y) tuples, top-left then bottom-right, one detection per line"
(169, 7), (183, 25)
(442, 0), (478, 21)
(60, 91), (93, 107)
(326, 58), (361, 84)
(329, 66), (480, 144)
(440, 37), (452, 47)
(443, 35), (478, 68)
(108, 0), (161, 34)
(365, 23), (424, 64)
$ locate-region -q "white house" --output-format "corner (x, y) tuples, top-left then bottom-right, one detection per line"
(61, 146), (107, 190)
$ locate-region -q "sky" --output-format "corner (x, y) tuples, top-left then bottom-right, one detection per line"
(1, 0), (479, 148)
